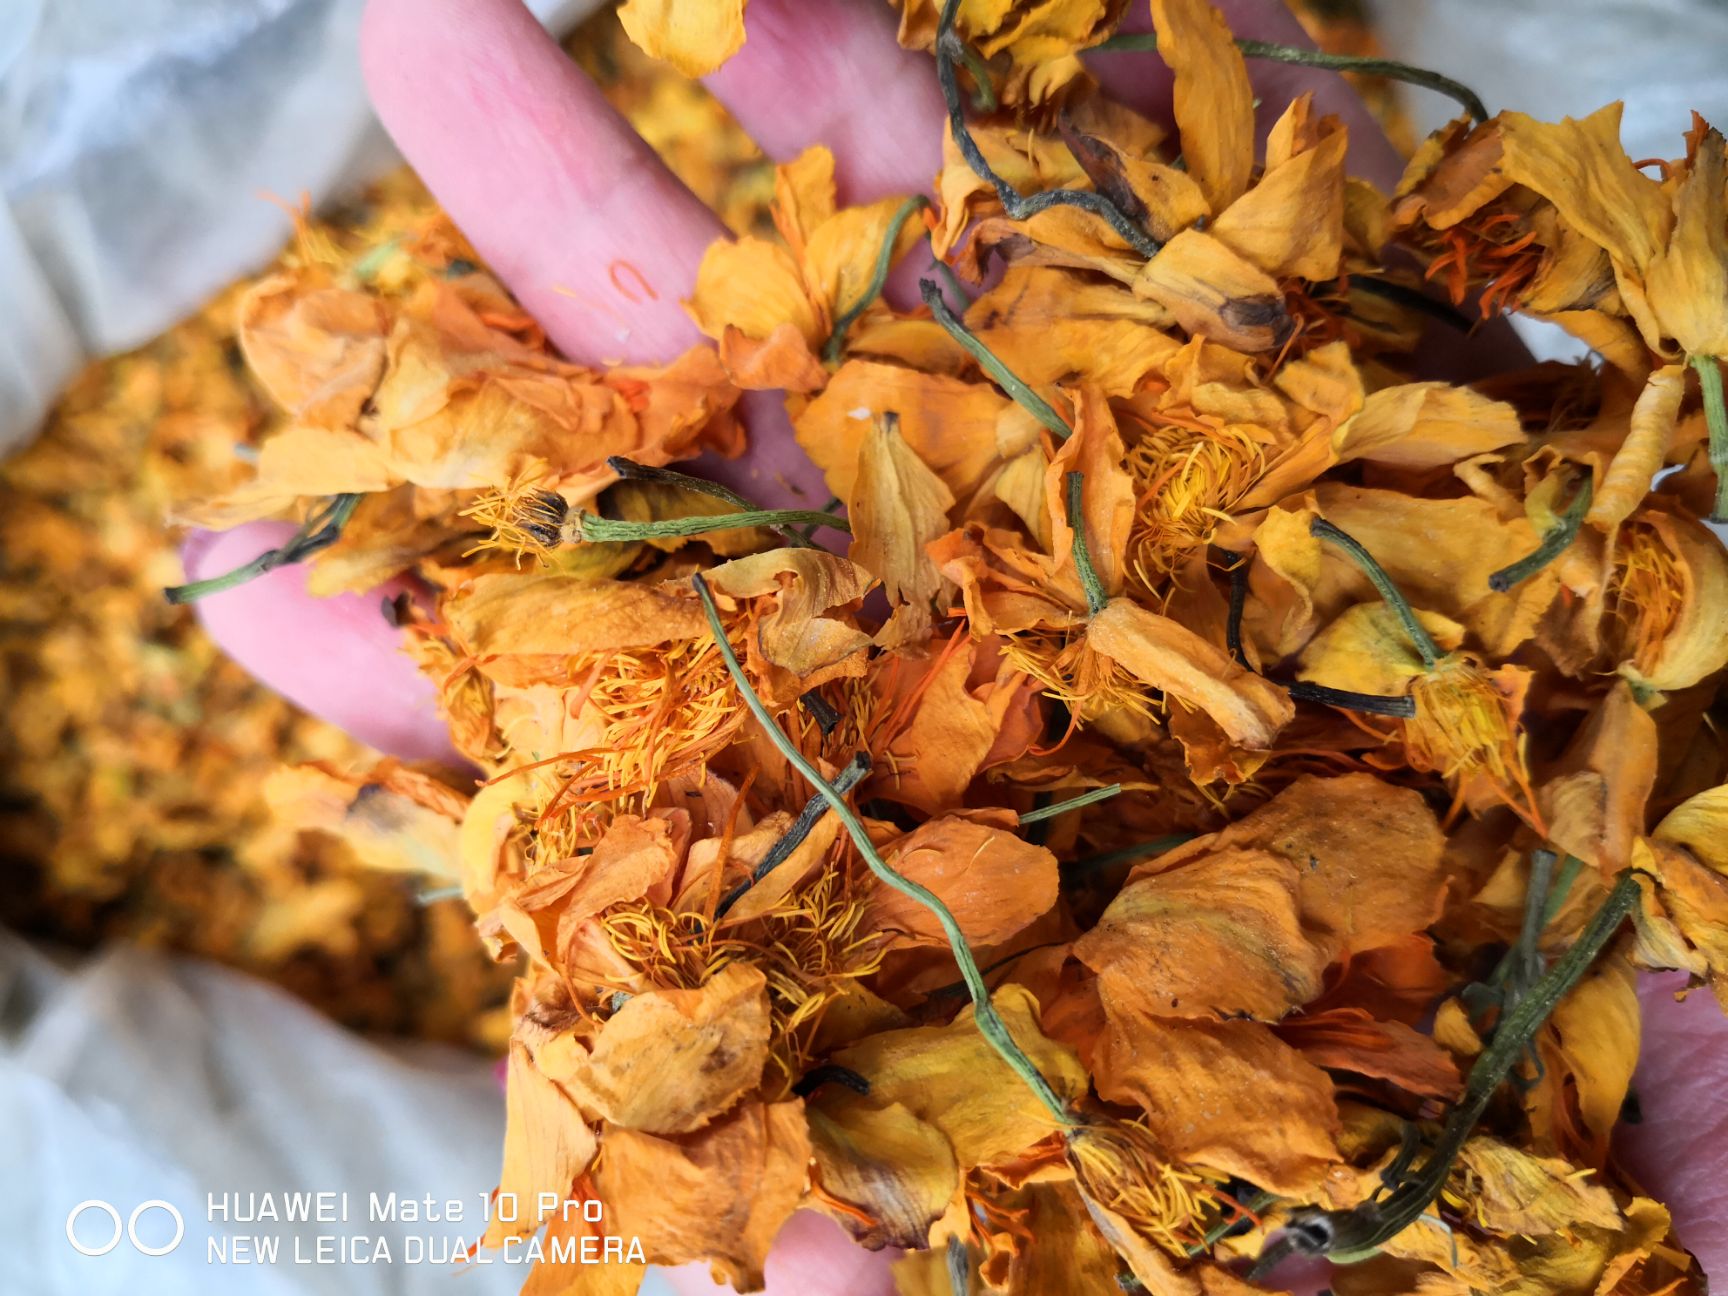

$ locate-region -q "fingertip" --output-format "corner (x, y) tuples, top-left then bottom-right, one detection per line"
(660, 1210), (898, 1295)
(1618, 972), (1728, 1282)
(182, 523), (458, 764)
(702, 0), (944, 203)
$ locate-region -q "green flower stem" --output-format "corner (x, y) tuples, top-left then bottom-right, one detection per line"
(1188, 1188), (1276, 1258)
(604, 458), (824, 549)
(956, 43), (997, 111)
(578, 507), (849, 543)
(1488, 474), (1594, 592)
(1062, 834), (1195, 878)
(1286, 679), (1416, 719)
(1225, 557), (1250, 668)
(1310, 517), (1440, 669)
(714, 752), (872, 919)
(1691, 354), (1728, 523)
(921, 279), (1070, 437)
(935, 0), (1160, 259)
(694, 573), (1077, 1126)
(931, 256), (974, 310)
(1065, 471), (1110, 615)
(1090, 33), (1488, 122)
(1251, 870), (1643, 1275)
(1541, 853), (1584, 927)
(1019, 783), (1123, 825)
(165, 492), (362, 604)
(825, 195), (931, 365)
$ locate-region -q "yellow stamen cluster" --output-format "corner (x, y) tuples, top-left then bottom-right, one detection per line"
(1121, 417), (1266, 593)
(598, 866), (886, 1090)
(460, 479), (574, 566)
(1405, 658), (1537, 822)
(1067, 1120), (1221, 1256)
(1001, 629), (1158, 725)
(519, 636), (745, 847)
(1606, 522), (1684, 676)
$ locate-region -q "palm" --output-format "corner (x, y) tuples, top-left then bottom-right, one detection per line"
(179, 0), (1728, 1290)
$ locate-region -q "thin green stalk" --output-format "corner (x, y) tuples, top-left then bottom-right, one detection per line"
(921, 279), (1070, 437)
(605, 457), (822, 549)
(578, 507), (849, 543)
(714, 753), (872, 919)
(1066, 471), (1109, 614)
(935, 0), (1160, 259)
(1188, 1188), (1275, 1258)
(931, 256), (974, 310)
(1063, 834), (1195, 878)
(1019, 783), (1123, 825)
(694, 573), (1077, 1125)
(1225, 556), (1250, 668)
(1541, 853), (1584, 927)
(1286, 679), (1416, 719)
(165, 493), (362, 604)
(1488, 474), (1594, 592)
(1090, 33), (1488, 122)
(1310, 517), (1440, 669)
(1250, 870), (1643, 1275)
(1691, 354), (1728, 522)
(825, 195), (931, 364)
(956, 43), (997, 111)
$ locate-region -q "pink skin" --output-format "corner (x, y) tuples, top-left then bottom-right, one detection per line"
(173, 0), (1727, 1289)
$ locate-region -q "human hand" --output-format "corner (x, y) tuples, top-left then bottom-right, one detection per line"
(179, 1), (1728, 1290)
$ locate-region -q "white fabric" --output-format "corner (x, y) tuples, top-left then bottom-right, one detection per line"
(0, 932), (678, 1294)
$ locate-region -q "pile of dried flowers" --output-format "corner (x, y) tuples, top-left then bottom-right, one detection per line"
(176, 0), (1728, 1291)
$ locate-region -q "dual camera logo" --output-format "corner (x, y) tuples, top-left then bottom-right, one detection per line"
(65, 1200), (185, 1257)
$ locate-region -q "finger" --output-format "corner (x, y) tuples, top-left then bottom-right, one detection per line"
(1616, 972), (1728, 1280)
(361, 0), (723, 365)
(661, 1210), (898, 1296)
(1085, 0), (1406, 192)
(703, 0), (946, 205)
(180, 524), (459, 764)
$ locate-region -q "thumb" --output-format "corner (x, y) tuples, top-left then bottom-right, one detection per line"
(1617, 972), (1728, 1280)
(179, 522), (457, 763)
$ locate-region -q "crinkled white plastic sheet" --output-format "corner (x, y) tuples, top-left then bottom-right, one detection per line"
(0, 932), (518, 1294)
(0, 931), (683, 1293)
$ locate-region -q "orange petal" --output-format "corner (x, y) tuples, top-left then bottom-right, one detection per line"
(1085, 597), (1294, 749)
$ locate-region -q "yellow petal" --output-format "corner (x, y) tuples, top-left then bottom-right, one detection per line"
(1132, 228), (1293, 353)
(1048, 387), (1135, 600)
(569, 963), (770, 1134)
(1334, 382), (1525, 471)
(1498, 104), (1670, 274)
(688, 237), (823, 347)
(236, 272), (387, 428)
(1150, 0), (1255, 212)
(1159, 772), (1449, 959)
(1096, 1016), (1340, 1194)
(1587, 365), (1685, 530)
(1076, 848), (1325, 1022)
(596, 1100), (809, 1289)
(1086, 597), (1295, 749)
(1210, 104), (1348, 281)
(617, 0), (748, 77)
(870, 813), (1059, 949)
(831, 984), (1087, 1169)
(1648, 125), (1728, 355)
(806, 1092), (958, 1250)
(848, 413), (955, 610)
(484, 1041), (598, 1246)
